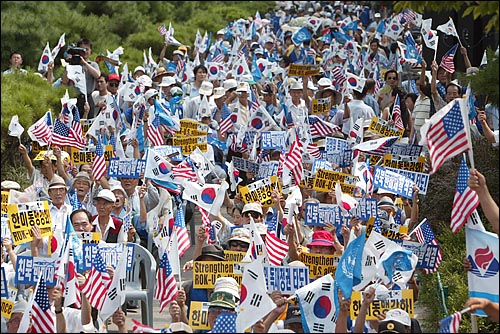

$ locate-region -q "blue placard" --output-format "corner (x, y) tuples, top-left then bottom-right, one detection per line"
(389, 143), (423, 156)
(384, 167), (429, 195)
(263, 265), (310, 294)
(373, 166), (414, 199)
(1, 267), (8, 298)
(82, 243), (135, 270)
(304, 202), (349, 226)
(153, 145), (184, 162)
(261, 131), (286, 150)
(312, 160), (334, 174)
(15, 256), (58, 286)
(324, 137), (350, 152)
(395, 240), (441, 270)
(323, 150), (353, 168)
(351, 198), (378, 221)
(107, 158), (147, 179)
(257, 161), (279, 179)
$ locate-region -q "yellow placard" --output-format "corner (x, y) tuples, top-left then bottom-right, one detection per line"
(382, 154), (426, 173)
(224, 250), (246, 262)
(1, 299), (14, 319)
(299, 177), (315, 189)
(7, 201), (52, 245)
(189, 301), (210, 331)
(70, 145), (114, 165)
(1, 191), (9, 217)
(76, 232), (101, 244)
(350, 289), (414, 320)
(172, 135), (207, 155)
(312, 169), (359, 195)
(30, 141), (46, 153)
(311, 97), (332, 115)
(288, 64), (321, 77)
(179, 119), (209, 136)
(81, 118), (94, 137)
(368, 116), (404, 138)
(192, 261), (243, 289)
(239, 175), (282, 208)
(300, 252), (342, 279)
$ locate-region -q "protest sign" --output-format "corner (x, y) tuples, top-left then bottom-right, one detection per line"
(350, 289), (414, 320)
(263, 265), (310, 294)
(239, 176), (282, 207)
(107, 158), (146, 179)
(7, 201), (52, 245)
(82, 243), (135, 270)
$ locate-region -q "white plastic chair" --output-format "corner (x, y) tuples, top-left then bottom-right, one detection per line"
(125, 243), (157, 327)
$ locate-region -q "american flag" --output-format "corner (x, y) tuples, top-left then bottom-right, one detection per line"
(402, 8), (418, 24)
(392, 94), (405, 130)
(332, 66), (346, 88)
(212, 313), (237, 333)
(219, 112), (238, 137)
(306, 143), (322, 159)
(28, 110), (53, 146)
(71, 105), (83, 141)
(440, 44), (458, 74)
(79, 246), (111, 311)
(353, 136), (399, 156)
(52, 118), (85, 150)
(438, 311), (462, 333)
(174, 204), (191, 257)
(172, 159), (197, 181)
(284, 133), (304, 186)
(147, 112), (165, 147)
(308, 115), (341, 138)
(198, 206), (216, 244)
(31, 277), (55, 333)
(176, 55), (185, 76)
(158, 23), (167, 36)
(425, 100), (470, 175)
(135, 105), (145, 129)
(265, 232), (289, 266)
(131, 318), (160, 333)
(450, 155), (479, 233)
(413, 219), (443, 274)
(92, 135), (107, 181)
(154, 251), (179, 313)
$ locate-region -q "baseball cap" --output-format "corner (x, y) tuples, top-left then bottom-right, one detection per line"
(227, 228), (251, 244)
(133, 66), (146, 75)
(306, 230), (335, 248)
(110, 183), (127, 198)
(144, 89), (159, 100)
(384, 308), (411, 327)
(208, 291), (236, 309)
(93, 189), (117, 203)
(242, 202), (263, 215)
(199, 81), (214, 96)
(159, 76), (176, 87)
(1, 180), (21, 190)
(223, 78), (238, 92)
(378, 319), (407, 333)
(374, 12), (381, 18)
(108, 73), (120, 82)
(213, 276), (240, 300)
(195, 244), (226, 261)
(261, 84), (274, 95)
(167, 322), (193, 333)
(284, 306), (302, 325)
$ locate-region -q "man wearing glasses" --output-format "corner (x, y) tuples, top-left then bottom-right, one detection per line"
(378, 69), (400, 111)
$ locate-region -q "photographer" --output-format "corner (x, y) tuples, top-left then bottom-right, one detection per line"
(61, 37), (101, 119)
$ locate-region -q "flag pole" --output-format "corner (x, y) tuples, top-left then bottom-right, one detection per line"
(458, 98), (475, 170)
(408, 218), (427, 237)
(471, 314), (478, 333)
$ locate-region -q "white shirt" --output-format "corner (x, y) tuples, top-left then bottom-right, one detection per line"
(92, 216), (127, 243)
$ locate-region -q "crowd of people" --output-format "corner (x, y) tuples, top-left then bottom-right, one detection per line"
(2, 1), (499, 333)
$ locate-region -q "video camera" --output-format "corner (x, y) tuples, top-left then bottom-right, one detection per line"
(66, 44), (87, 65)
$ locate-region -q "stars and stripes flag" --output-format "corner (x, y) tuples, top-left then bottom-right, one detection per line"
(31, 276), (56, 333)
(352, 136), (399, 156)
(332, 65), (346, 88)
(307, 115), (341, 138)
(219, 112), (238, 137)
(79, 246), (112, 311)
(147, 112), (165, 147)
(154, 250), (179, 313)
(71, 104), (83, 141)
(28, 110), (53, 146)
(413, 219), (443, 274)
(419, 99), (471, 175)
(265, 232), (289, 266)
(92, 135), (107, 181)
(438, 311), (462, 333)
(131, 318), (161, 333)
(174, 203), (191, 257)
(213, 313), (237, 333)
(158, 23), (167, 36)
(283, 132), (304, 186)
(392, 94), (405, 130)
(440, 44), (458, 74)
(52, 118), (85, 149)
(450, 155), (479, 233)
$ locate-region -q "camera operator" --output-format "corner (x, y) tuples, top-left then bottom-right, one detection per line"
(61, 38), (101, 119)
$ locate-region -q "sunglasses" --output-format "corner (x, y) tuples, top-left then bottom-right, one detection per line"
(386, 77), (397, 80)
(109, 82), (119, 87)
